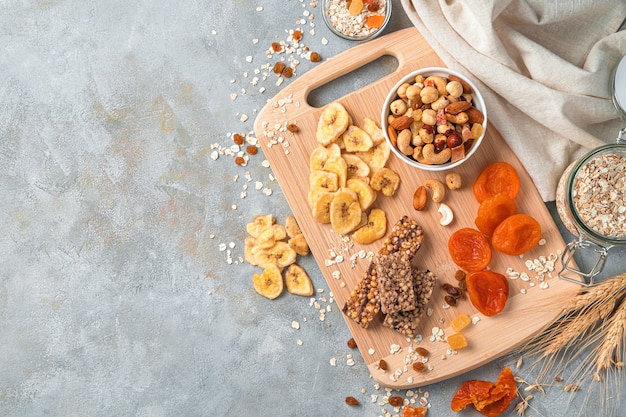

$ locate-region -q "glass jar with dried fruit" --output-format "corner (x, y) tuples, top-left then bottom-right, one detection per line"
(556, 55), (626, 286)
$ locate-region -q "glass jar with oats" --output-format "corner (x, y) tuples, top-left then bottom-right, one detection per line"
(556, 131), (626, 285)
(557, 54), (626, 285)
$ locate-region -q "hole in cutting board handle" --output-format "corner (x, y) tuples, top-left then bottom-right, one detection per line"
(307, 55), (399, 109)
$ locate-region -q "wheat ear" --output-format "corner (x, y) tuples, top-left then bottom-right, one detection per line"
(595, 296), (626, 373)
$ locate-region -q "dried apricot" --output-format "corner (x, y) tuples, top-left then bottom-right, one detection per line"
(448, 228), (492, 272)
(451, 368), (517, 417)
(465, 270), (509, 316)
(474, 193), (517, 236)
(479, 368), (517, 417)
(473, 162), (520, 203)
(366, 15), (385, 28)
(401, 405), (428, 417)
(491, 213), (541, 256)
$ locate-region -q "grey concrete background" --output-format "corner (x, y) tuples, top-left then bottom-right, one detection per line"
(0, 1), (624, 416)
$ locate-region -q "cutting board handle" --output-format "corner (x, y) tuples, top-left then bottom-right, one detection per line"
(293, 28), (437, 110)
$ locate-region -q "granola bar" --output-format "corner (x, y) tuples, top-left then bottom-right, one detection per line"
(342, 216), (424, 328)
(382, 269), (437, 338)
(376, 251), (415, 315)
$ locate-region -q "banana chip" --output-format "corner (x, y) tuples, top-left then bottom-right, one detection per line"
(253, 265), (284, 299)
(316, 102), (351, 146)
(284, 264), (314, 296)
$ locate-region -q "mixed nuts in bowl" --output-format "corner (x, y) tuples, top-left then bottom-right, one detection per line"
(382, 67), (487, 171)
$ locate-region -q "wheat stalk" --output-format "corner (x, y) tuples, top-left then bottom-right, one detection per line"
(595, 296), (626, 373)
(561, 273), (626, 314)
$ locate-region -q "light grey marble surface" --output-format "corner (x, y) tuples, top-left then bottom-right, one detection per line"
(1, 1), (624, 416)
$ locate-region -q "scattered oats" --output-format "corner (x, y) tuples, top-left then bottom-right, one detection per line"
(330, 357), (337, 366)
(322, 37), (328, 45)
(427, 308), (433, 317)
(245, 55), (253, 63)
(209, 234), (215, 239)
(240, 114), (249, 122)
(441, 354), (447, 360)
(340, 282), (346, 288)
(521, 288), (527, 294)
(210, 150), (219, 160)
(371, 394), (378, 403)
(368, 348), (376, 355)
(255, 181), (263, 190)
(291, 321), (300, 330)
(331, 270), (341, 279)
(520, 272), (530, 282)
(228, 242), (235, 249)
(263, 188), (273, 196)
(252, 38), (259, 44)
(276, 77), (284, 86)
(218, 243), (227, 251)
(472, 316), (481, 325)
(346, 358), (355, 366)
(390, 344), (402, 354)
(538, 238), (546, 245)
(256, 6), (263, 11)
(296, 339), (303, 345)
(211, 29), (217, 35)
(259, 87), (266, 93)
(540, 281), (549, 289)
(230, 92), (238, 100)
(231, 204), (237, 210)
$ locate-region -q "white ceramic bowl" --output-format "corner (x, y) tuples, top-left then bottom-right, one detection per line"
(381, 67), (487, 171)
(322, 0), (392, 42)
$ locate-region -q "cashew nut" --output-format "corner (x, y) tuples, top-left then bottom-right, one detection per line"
(423, 179), (446, 203)
(438, 203), (454, 226)
(396, 129), (413, 155)
(445, 173), (462, 190)
(425, 75), (448, 96)
(417, 144), (451, 165)
(445, 112), (469, 124)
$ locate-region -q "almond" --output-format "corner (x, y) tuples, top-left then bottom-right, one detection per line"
(412, 185), (428, 211)
(389, 115), (413, 131)
(387, 125), (398, 147)
(466, 107), (485, 124)
(445, 101), (471, 115)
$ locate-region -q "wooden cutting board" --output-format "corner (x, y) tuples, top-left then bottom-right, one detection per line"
(253, 27), (580, 389)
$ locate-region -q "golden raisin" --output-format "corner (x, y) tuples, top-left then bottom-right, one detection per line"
(310, 52), (322, 63)
(345, 396), (359, 406)
(287, 123), (300, 133)
(292, 30), (302, 41)
(347, 337), (357, 349)
(388, 396), (403, 407)
(271, 42), (281, 52)
(378, 359), (388, 371)
(234, 156), (245, 166)
(412, 362), (426, 372)
(246, 145), (258, 155)
(232, 133), (245, 145)
(415, 347), (429, 357)
(273, 61), (285, 75)
(282, 67), (294, 78)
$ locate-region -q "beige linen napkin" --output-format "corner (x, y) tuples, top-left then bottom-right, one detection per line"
(401, 0), (626, 201)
